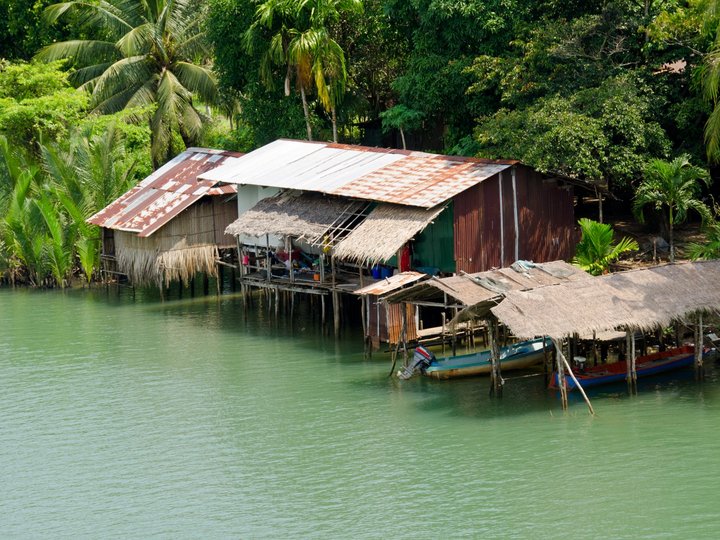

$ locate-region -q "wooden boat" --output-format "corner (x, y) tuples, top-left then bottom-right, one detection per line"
(550, 345), (705, 391)
(397, 337), (552, 380)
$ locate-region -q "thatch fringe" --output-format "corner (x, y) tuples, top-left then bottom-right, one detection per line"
(333, 204), (445, 265)
(115, 231), (218, 287)
(491, 260), (720, 340)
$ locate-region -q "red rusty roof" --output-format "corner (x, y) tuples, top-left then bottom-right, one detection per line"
(88, 148), (242, 237)
(199, 139), (517, 208)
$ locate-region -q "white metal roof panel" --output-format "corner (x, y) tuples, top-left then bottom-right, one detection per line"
(199, 139), (515, 208)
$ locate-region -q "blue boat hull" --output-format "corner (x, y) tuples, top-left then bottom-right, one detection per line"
(424, 337), (553, 379)
(556, 347), (701, 391)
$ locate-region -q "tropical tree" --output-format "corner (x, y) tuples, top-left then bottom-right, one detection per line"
(246, 0), (361, 142)
(38, 0), (218, 168)
(634, 156), (711, 262)
(573, 218), (639, 276)
(41, 124), (137, 282)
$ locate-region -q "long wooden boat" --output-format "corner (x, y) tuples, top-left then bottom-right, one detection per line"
(397, 337), (553, 380)
(550, 345), (704, 391)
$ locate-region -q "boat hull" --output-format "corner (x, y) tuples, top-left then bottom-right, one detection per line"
(424, 337), (552, 379)
(552, 346), (702, 391)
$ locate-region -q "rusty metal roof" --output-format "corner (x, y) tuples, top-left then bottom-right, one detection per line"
(199, 139), (515, 208)
(88, 148), (242, 237)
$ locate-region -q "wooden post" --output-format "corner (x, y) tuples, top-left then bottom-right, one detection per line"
(555, 340), (595, 415)
(265, 234), (271, 282)
(452, 307), (458, 356)
(626, 330), (637, 392)
(487, 317), (503, 397)
(441, 312), (447, 354)
(695, 312), (705, 380)
(401, 303), (408, 366)
(553, 338), (569, 410)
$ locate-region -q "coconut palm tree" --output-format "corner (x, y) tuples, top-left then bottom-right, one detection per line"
(573, 218), (638, 275)
(38, 0), (218, 168)
(634, 156), (711, 262)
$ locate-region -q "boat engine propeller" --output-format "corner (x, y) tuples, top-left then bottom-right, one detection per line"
(397, 346), (435, 380)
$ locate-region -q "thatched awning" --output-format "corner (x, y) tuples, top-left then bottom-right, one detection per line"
(491, 260), (720, 340)
(225, 193), (363, 243)
(333, 204), (445, 265)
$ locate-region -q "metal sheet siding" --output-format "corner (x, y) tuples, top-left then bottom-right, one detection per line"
(454, 165), (576, 273)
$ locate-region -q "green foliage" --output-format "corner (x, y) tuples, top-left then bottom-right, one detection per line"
(0, 0), (73, 60)
(0, 122), (140, 286)
(0, 60), (89, 148)
(634, 155), (711, 261)
(688, 215), (720, 260)
(39, 0), (218, 168)
(475, 75), (671, 192)
(573, 218), (639, 276)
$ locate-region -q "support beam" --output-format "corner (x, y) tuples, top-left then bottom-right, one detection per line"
(487, 317), (503, 397)
(695, 312), (705, 380)
(555, 338), (568, 410)
(554, 339), (595, 416)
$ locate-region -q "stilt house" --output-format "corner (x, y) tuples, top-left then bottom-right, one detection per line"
(88, 148), (242, 288)
(199, 139), (599, 337)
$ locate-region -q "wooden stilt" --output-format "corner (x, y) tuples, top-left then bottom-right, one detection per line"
(626, 331), (637, 393)
(441, 312), (447, 354)
(555, 341), (595, 415)
(332, 291), (340, 338)
(554, 338), (568, 410)
(488, 317), (503, 397)
(321, 294), (326, 327)
(695, 313), (705, 380)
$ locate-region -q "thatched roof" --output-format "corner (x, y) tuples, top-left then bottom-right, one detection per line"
(225, 192), (363, 243)
(386, 260), (590, 309)
(491, 260), (720, 340)
(333, 204), (445, 265)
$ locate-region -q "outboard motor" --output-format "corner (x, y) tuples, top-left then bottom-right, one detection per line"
(397, 346), (436, 380)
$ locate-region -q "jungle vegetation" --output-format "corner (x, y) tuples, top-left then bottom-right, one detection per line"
(2, 0), (720, 285)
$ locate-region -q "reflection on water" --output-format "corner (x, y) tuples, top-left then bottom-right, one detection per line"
(1, 287), (720, 538)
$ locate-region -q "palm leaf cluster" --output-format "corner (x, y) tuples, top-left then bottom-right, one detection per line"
(38, 0), (217, 167)
(633, 155), (711, 262)
(573, 218), (639, 276)
(0, 126), (136, 286)
(246, 0), (362, 142)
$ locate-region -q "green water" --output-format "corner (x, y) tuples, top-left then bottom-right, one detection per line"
(2, 288), (719, 538)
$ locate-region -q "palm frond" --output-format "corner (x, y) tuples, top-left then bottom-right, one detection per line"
(172, 62), (218, 104)
(36, 39), (119, 65)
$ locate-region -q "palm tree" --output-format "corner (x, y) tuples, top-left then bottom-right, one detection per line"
(573, 218), (638, 276)
(634, 156), (711, 262)
(701, 0), (720, 160)
(38, 0), (218, 168)
(247, 0), (361, 142)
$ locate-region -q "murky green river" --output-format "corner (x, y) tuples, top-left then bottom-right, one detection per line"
(2, 287), (720, 538)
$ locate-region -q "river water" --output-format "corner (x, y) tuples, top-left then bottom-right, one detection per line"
(1, 288), (719, 538)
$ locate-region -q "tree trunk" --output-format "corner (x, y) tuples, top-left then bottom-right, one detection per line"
(669, 208), (675, 263)
(400, 127), (407, 150)
(332, 107), (338, 143)
(300, 84), (313, 141)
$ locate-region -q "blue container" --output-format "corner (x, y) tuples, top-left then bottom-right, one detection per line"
(380, 266), (392, 279)
(371, 266), (381, 279)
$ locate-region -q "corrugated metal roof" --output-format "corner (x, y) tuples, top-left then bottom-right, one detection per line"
(88, 148), (242, 237)
(354, 271), (427, 296)
(199, 139), (515, 208)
